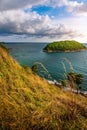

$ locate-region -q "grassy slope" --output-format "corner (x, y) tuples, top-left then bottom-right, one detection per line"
(0, 43), (87, 130)
(43, 40), (86, 52)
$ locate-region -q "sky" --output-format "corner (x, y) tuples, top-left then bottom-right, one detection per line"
(0, 0), (87, 43)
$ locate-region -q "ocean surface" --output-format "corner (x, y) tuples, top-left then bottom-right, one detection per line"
(5, 42), (87, 91)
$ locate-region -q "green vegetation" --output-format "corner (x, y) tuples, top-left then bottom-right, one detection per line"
(43, 40), (87, 52)
(0, 44), (87, 130)
(32, 64), (39, 73)
(67, 72), (83, 93)
(31, 62), (52, 79)
(0, 42), (9, 52)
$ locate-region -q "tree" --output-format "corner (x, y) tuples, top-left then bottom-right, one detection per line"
(61, 80), (70, 88)
(67, 72), (76, 89)
(31, 64), (39, 73)
(75, 74), (83, 93)
(75, 74), (83, 86)
(67, 72), (83, 94)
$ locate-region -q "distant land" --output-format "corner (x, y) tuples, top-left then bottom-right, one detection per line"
(43, 40), (87, 52)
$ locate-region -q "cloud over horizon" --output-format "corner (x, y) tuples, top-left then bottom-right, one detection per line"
(0, 10), (81, 39)
(0, 0), (87, 42)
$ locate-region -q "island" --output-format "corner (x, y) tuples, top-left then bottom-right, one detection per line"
(43, 40), (87, 52)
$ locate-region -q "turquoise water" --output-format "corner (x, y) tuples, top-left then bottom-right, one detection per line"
(5, 42), (87, 91)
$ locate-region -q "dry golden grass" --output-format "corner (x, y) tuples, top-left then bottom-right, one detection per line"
(0, 44), (87, 130)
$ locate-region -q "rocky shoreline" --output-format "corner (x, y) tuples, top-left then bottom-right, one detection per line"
(43, 49), (87, 53)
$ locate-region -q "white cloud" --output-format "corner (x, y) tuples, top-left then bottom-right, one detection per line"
(67, 3), (87, 16)
(0, 0), (86, 42)
(0, 0), (87, 16)
(0, 0), (84, 10)
(46, 0), (87, 16)
(45, 0), (68, 7)
(0, 0), (47, 11)
(0, 10), (81, 40)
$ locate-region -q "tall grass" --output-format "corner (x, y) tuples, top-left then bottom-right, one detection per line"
(33, 62), (52, 79)
(0, 44), (87, 130)
(61, 57), (75, 87)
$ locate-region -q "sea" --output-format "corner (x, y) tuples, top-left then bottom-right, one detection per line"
(5, 42), (87, 92)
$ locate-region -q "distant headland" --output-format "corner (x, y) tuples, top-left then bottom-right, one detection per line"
(43, 40), (87, 52)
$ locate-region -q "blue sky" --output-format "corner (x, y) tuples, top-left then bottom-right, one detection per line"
(31, 6), (69, 18)
(0, 0), (87, 42)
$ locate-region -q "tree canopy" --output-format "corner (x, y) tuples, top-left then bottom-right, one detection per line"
(43, 40), (86, 52)
(67, 72), (83, 93)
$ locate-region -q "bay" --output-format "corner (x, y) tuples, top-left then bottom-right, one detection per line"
(5, 42), (87, 91)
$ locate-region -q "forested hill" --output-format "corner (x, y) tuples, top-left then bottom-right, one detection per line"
(43, 40), (86, 52)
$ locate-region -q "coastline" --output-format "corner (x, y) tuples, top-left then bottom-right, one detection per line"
(43, 49), (87, 53)
(5, 42), (87, 91)
(47, 79), (87, 97)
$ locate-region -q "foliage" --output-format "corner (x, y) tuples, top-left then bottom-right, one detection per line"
(43, 40), (86, 52)
(67, 72), (76, 82)
(32, 64), (39, 72)
(0, 44), (87, 130)
(32, 62), (52, 79)
(75, 73), (83, 86)
(0, 42), (9, 52)
(67, 72), (83, 92)
(68, 72), (83, 85)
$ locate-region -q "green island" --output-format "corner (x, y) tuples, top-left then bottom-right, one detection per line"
(0, 43), (87, 130)
(43, 40), (87, 52)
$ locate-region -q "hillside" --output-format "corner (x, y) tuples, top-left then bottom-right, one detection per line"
(0, 43), (87, 130)
(43, 40), (86, 52)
